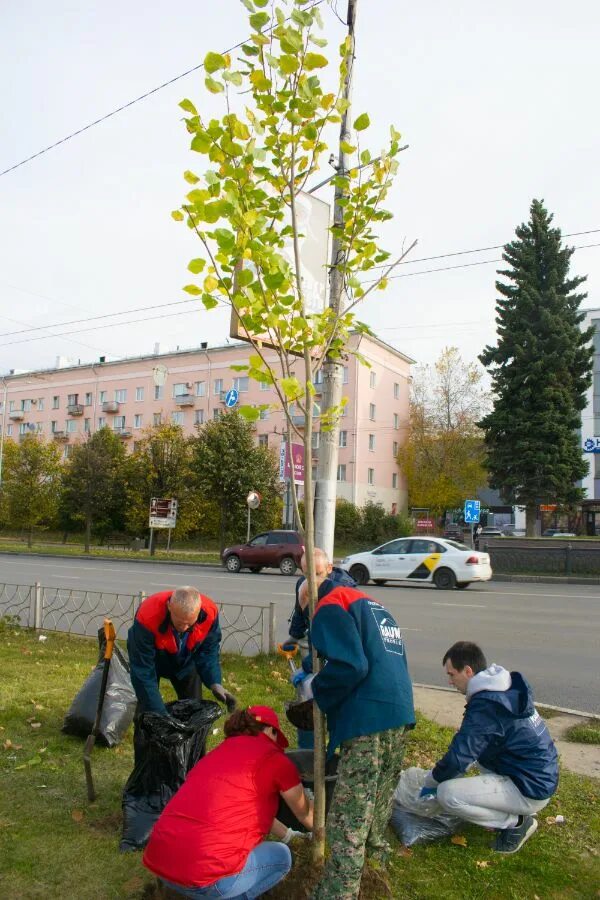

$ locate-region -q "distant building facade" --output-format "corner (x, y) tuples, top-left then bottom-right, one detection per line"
(0, 333), (413, 513)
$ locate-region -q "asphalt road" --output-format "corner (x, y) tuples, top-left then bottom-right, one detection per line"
(1, 553), (598, 713)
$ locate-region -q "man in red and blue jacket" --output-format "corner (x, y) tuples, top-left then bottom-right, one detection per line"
(127, 586), (236, 716)
(311, 577), (415, 900)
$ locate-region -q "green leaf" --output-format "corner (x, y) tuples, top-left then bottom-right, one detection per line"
(304, 52), (328, 70)
(183, 284), (202, 295)
(171, 210), (184, 221)
(240, 0), (254, 10)
(280, 54), (299, 74)
(241, 43), (260, 56)
(249, 353), (263, 368)
(340, 140), (356, 154)
(214, 228), (236, 252)
(223, 71), (243, 86)
(187, 259), (206, 274)
(254, 0), (269, 6)
(179, 98), (198, 116)
(202, 294), (220, 310)
(281, 377), (303, 400)
(354, 113), (370, 131)
(249, 11), (270, 30)
(360, 149), (371, 166)
(191, 133), (212, 153)
(205, 76), (225, 94)
(183, 170), (199, 185)
(204, 52), (226, 74)
(239, 405), (260, 422)
(236, 268), (254, 288)
(250, 70), (271, 91)
(203, 275), (219, 292)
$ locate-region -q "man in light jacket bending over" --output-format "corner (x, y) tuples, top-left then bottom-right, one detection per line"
(423, 641), (559, 854)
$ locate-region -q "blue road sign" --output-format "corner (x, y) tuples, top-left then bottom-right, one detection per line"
(225, 388), (239, 408)
(464, 499), (481, 524)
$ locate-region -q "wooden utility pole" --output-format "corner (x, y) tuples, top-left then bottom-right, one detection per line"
(314, 0), (358, 559)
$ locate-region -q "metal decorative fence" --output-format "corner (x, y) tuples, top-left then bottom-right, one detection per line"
(0, 582), (275, 655)
(485, 544), (600, 577)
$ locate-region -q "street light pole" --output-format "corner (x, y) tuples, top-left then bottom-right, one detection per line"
(0, 377), (8, 487)
(314, 0), (358, 559)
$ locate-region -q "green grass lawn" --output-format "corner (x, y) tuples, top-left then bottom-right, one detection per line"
(565, 720), (600, 745)
(0, 625), (598, 899)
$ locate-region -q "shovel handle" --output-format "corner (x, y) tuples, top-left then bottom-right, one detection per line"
(103, 619), (116, 660)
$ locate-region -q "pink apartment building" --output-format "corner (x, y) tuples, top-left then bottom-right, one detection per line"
(0, 332), (413, 513)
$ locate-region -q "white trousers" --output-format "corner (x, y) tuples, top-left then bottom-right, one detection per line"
(437, 773), (550, 830)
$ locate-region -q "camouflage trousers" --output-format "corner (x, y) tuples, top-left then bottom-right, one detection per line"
(313, 726), (407, 900)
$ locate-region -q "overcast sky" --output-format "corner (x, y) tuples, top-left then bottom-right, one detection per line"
(1, 0), (599, 377)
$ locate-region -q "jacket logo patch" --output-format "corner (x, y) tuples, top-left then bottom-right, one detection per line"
(369, 602), (404, 655)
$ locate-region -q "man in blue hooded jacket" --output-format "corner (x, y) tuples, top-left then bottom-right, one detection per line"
(423, 641), (559, 854)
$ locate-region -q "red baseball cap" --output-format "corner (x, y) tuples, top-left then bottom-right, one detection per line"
(248, 705), (289, 749)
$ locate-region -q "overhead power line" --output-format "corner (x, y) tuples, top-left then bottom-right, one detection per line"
(0, 0), (325, 179)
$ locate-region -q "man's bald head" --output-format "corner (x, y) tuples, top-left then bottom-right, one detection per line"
(298, 548), (333, 608)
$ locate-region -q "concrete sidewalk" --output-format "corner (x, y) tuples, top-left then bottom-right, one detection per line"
(413, 685), (600, 779)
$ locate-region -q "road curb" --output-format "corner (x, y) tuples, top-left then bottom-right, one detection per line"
(492, 573), (600, 585)
(413, 682), (600, 720)
(0, 549), (221, 569)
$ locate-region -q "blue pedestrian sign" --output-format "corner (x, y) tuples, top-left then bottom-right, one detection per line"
(464, 500), (481, 524)
(225, 388), (239, 408)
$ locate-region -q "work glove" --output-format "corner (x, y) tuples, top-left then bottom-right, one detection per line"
(291, 670), (308, 688)
(419, 770), (438, 798)
(282, 827), (311, 844)
(282, 639), (298, 652)
(210, 683), (237, 712)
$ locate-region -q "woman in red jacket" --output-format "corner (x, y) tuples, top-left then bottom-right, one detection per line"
(143, 705), (313, 898)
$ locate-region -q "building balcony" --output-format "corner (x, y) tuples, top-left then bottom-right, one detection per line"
(102, 400), (120, 413)
(67, 404), (84, 416)
(114, 428), (132, 438)
(9, 410), (24, 421)
(52, 431), (68, 442)
(175, 394), (195, 407)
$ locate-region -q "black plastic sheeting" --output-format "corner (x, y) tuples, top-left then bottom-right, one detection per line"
(120, 699), (222, 852)
(62, 628), (137, 748)
(390, 806), (461, 847)
(277, 749), (338, 832)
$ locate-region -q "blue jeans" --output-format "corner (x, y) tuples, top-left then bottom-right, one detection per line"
(160, 842), (292, 899)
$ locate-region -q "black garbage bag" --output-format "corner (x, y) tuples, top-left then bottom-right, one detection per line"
(62, 627), (136, 748)
(120, 698), (222, 852)
(390, 805), (461, 847)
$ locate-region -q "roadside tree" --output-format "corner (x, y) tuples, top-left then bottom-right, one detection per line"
(398, 347), (488, 516)
(61, 429), (128, 552)
(171, 0), (410, 854)
(191, 412), (281, 552)
(1, 435), (62, 546)
(479, 200), (594, 535)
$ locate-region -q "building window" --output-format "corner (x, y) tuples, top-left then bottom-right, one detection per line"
(343, 367), (349, 384)
(84, 419), (91, 433)
(337, 464), (347, 481)
(134, 414), (143, 428)
(50, 421), (58, 433)
(21, 399), (32, 411)
(153, 413), (162, 426)
(315, 369), (323, 385)
(393, 413), (399, 429)
(368, 468), (375, 485)
(19, 423), (28, 435)
(173, 383), (188, 397)
(171, 411), (184, 425)
(234, 376), (249, 393)
(38, 398), (45, 411)
(369, 434), (375, 452)
(312, 432), (320, 450)
(66, 419), (77, 433)
(213, 408), (222, 420)
(258, 434), (269, 447)
(154, 384), (164, 400)
(392, 472), (398, 489)
(339, 430), (347, 448)
(99, 391), (107, 403)
(68, 393), (78, 406)
(8, 400), (14, 412)
(393, 441), (399, 456)
(194, 409), (205, 426)
(394, 382), (400, 400)
(135, 387), (144, 401)
(63, 445), (73, 459)
(369, 403), (376, 421)
(195, 381), (206, 397)
(214, 378), (223, 395)
(113, 416), (126, 430)
(98, 417), (106, 428)
(115, 389), (127, 403)
(370, 371), (376, 389)
(36, 423), (43, 433)
(259, 408), (270, 420)
(85, 392), (92, 406)
(6, 425), (13, 436)
(52, 396), (60, 409)
(260, 380), (270, 392)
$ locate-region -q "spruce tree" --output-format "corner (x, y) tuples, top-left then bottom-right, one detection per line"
(479, 199), (594, 536)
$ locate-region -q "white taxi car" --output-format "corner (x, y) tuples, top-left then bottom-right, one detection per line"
(340, 536), (492, 590)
